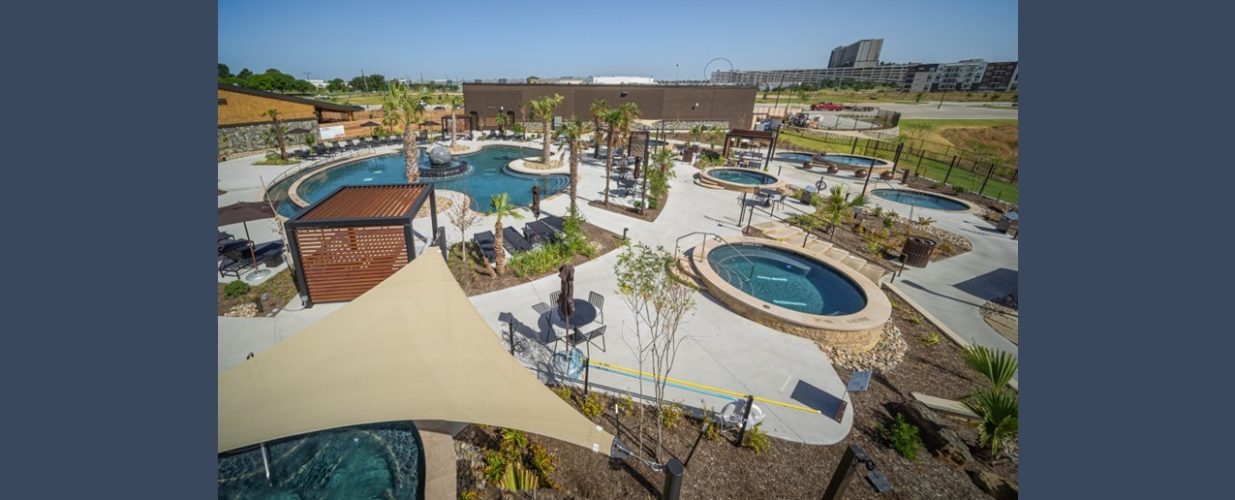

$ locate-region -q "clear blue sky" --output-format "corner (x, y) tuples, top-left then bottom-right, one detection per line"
(218, 0), (1017, 81)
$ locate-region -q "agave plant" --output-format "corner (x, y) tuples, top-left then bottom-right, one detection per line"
(499, 461), (539, 492)
(963, 388), (1019, 457)
(963, 344), (1018, 390)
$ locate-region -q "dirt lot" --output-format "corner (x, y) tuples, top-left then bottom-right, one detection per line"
(455, 293), (1017, 499)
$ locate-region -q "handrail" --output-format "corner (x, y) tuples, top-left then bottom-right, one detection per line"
(672, 231), (757, 285)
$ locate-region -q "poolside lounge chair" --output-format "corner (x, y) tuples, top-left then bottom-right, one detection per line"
(522, 220), (558, 246)
(541, 215), (566, 234)
(473, 230), (498, 264)
(218, 255), (250, 279)
(502, 227), (533, 253)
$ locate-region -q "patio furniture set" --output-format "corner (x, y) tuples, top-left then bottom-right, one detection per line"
(472, 214), (569, 266)
(217, 231), (285, 279)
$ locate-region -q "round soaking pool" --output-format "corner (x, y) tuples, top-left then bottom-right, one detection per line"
(687, 237), (891, 352)
(871, 188), (971, 211)
(698, 168), (785, 193)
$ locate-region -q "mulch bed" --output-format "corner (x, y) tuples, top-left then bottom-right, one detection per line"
(454, 291), (1017, 499)
(586, 192), (668, 223)
(216, 269), (299, 317)
(447, 221), (623, 296)
(776, 211), (971, 272)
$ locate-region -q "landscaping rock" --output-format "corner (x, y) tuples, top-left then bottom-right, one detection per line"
(966, 465), (1019, 500)
(818, 323), (907, 373)
(901, 400), (973, 467)
(224, 303), (258, 318)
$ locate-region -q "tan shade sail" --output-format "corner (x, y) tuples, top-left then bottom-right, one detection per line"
(218, 253), (613, 455)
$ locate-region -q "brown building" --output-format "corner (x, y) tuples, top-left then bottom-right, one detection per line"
(217, 83), (362, 157)
(461, 83), (757, 131)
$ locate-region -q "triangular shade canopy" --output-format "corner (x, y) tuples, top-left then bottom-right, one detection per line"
(218, 253), (613, 455)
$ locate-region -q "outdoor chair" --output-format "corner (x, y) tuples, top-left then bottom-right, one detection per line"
(218, 255), (250, 279)
(473, 231), (498, 265)
(541, 215), (566, 234)
(502, 227), (533, 253)
(250, 241), (285, 266)
(569, 325), (607, 353)
(532, 302), (567, 350)
(588, 291), (605, 324)
(549, 291), (561, 308)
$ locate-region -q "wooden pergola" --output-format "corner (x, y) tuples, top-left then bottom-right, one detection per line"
(440, 114), (476, 139)
(721, 128), (779, 170)
(285, 184), (439, 306)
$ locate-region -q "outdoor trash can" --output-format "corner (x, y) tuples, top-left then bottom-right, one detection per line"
(901, 236), (937, 268)
(997, 211), (1019, 233)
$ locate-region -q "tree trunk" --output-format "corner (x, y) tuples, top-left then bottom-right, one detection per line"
(604, 133), (615, 206)
(593, 122), (602, 158)
(404, 126), (419, 182)
(494, 221), (505, 275)
(276, 129), (287, 160)
(569, 143), (579, 213)
(542, 119), (551, 164)
(450, 116), (457, 148)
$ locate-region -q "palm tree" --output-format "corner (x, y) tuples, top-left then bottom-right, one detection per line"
(601, 102), (640, 206)
(687, 124), (704, 150)
(527, 94), (565, 164)
(489, 193), (524, 276)
(820, 185), (867, 240)
(448, 94), (465, 149)
(644, 147), (676, 211)
(382, 81), (430, 182)
(558, 117), (593, 213)
(495, 112), (509, 137)
(264, 109), (288, 160)
(589, 99), (609, 158)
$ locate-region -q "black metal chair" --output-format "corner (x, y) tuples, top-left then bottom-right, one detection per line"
(532, 302), (567, 352)
(549, 291), (561, 308)
(588, 291), (605, 324)
(570, 325), (607, 353)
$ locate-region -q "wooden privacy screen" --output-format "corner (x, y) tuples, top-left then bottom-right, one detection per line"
(294, 225), (410, 303)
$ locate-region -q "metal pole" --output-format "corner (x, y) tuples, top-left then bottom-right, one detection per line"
(979, 162), (997, 196)
(890, 143), (904, 177)
(861, 158), (876, 197)
(735, 395), (755, 446)
(740, 192), (748, 226)
(661, 458), (685, 500)
(508, 319), (515, 355)
(850, 137), (858, 154)
(583, 355), (591, 395)
(684, 422), (708, 468)
(260, 442), (272, 486)
(943, 155), (958, 184)
(821, 445), (862, 500)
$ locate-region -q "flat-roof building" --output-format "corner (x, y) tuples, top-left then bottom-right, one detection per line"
(829, 39), (883, 68)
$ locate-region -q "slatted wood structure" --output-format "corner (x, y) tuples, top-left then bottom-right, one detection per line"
(722, 128), (780, 170)
(285, 184), (438, 306)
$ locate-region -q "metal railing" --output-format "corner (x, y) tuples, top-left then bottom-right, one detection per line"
(673, 231), (757, 288)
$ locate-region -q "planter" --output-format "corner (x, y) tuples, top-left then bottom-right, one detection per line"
(854, 169), (868, 177)
(827, 165), (840, 174)
(880, 171), (895, 180)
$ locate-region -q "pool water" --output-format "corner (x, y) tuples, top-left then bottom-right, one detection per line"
(709, 168), (777, 185)
(272, 145), (568, 217)
(217, 422), (423, 500)
(707, 244), (866, 316)
(821, 154), (889, 168)
(871, 189), (969, 211)
(777, 152), (815, 163)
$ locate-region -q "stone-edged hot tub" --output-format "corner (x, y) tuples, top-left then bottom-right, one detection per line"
(697, 167), (786, 193)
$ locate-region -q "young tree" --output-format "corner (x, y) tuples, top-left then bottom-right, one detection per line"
(615, 242), (696, 461)
(589, 99), (610, 158)
(645, 148), (676, 210)
(382, 81), (430, 182)
(557, 117), (593, 213)
(264, 109), (288, 160)
(686, 124), (704, 150)
(446, 192), (481, 277)
(489, 193), (524, 276)
(528, 94), (565, 164)
(448, 94), (465, 149)
(601, 103), (640, 206)
(820, 185), (867, 240)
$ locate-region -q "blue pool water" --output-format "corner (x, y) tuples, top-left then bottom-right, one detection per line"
(271, 145), (568, 217)
(217, 422), (422, 500)
(821, 154), (890, 168)
(872, 189), (969, 211)
(777, 152), (815, 162)
(709, 168), (777, 185)
(707, 244), (866, 316)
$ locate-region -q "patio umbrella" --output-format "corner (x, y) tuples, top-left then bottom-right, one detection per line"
(218, 202), (276, 282)
(558, 263), (575, 345)
(531, 186), (541, 219)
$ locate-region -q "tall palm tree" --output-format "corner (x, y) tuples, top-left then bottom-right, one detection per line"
(589, 99), (609, 158)
(495, 112), (509, 137)
(601, 102), (640, 206)
(448, 94), (465, 149)
(489, 193), (524, 276)
(382, 81), (430, 182)
(558, 117), (593, 213)
(527, 94), (564, 164)
(264, 109), (288, 160)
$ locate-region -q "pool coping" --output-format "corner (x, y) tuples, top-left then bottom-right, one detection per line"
(688, 236), (891, 351)
(698, 167), (787, 194)
(869, 186), (979, 214)
(812, 153), (894, 174)
(508, 156), (570, 176)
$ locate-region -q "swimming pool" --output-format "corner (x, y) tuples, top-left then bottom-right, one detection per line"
(706, 243), (867, 316)
(271, 145), (568, 217)
(777, 152), (815, 163)
(217, 422), (423, 499)
(707, 168), (778, 186)
(872, 189), (969, 211)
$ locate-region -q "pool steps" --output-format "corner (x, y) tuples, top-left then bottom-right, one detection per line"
(746, 221), (889, 283)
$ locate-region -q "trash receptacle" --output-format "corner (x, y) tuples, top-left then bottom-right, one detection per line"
(997, 211), (1019, 233)
(901, 236), (937, 268)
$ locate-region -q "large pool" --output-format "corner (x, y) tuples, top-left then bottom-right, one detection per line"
(707, 244), (867, 316)
(271, 145), (568, 217)
(872, 189), (969, 211)
(217, 422), (423, 499)
(707, 168), (778, 186)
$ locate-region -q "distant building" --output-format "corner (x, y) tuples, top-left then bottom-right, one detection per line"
(976, 61), (1019, 91)
(712, 64), (917, 89)
(217, 83), (361, 156)
(829, 39), (883, 68)
(308, 79), (327, 89)
(588, 76), (656, 85)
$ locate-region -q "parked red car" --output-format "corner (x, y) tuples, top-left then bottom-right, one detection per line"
(810, 102), (845, 111)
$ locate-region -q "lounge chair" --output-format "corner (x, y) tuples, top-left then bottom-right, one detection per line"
(502, 227), (533, 253)
(522, 220), (557, 246)
(541, 215), (566, 234)
(473, 231), (498, 264)
(569, 325), (607, 352)
(219, 239), (252, 259)
(218, 231), (234, 243)
(218, 255), (250, 279)
(249, 241), (285, 266)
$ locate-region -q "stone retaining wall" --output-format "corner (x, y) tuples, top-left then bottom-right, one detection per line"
(218, 119), (317, 157)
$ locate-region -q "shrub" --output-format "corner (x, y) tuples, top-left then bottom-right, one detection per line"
(485, 429), (558, 492)
(742, 422), (771, 454)
(659, 402), (684, 429)
(954, 186), (968, 195)
(964, 388), (1019, 457)
(922, 331), (941, 346)
(580, 392), (604, 419)
(866, 239), (883, 255)
(963, 345), (1018, 390)
(617, 395), (635, 415)
(551, 385), (572, 402)
(879, 414), (923, 461)
(508, 245), (568, 277)
(223, 280), (251, 298)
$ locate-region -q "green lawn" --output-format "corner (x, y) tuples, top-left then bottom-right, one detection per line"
(756, 89), (1017, 104)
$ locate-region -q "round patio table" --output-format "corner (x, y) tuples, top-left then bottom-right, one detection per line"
(549, 298), (597, 330)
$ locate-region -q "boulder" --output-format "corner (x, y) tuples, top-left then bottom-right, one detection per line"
(900, 400), (973, 467)
(427, 145), (452, 165)
(965, 465), (1019, 500)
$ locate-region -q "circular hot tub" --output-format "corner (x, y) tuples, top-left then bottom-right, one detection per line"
(872, 188), (972, 212)
(688, 237), (891, 352)
(817, 154), (893, 174)
(698, 168), (785, 193)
